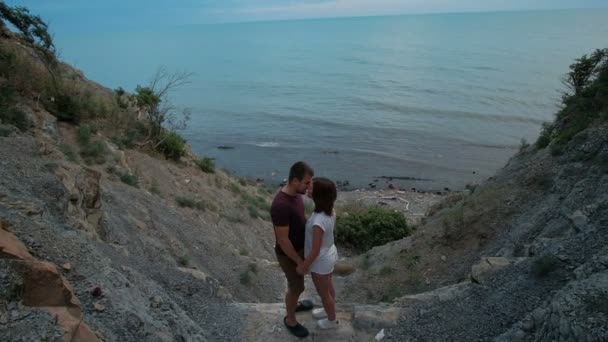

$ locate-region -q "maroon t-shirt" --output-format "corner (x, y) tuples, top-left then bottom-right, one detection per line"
(270, 190), (306, 255)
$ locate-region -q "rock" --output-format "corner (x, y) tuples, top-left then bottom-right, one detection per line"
(93, 303), (106, 312)
(217, 146), (235, 150)
(177, 267), (208, 281)
(471, 257), (526, 284)
(334, 261), (356, 276)
(441, 255), (447, 262)
(521, 318), (534, 332)
(91, 286), (103, 298)
(61, 263), (73, 271)
(512, 329), (526, 342)
(353, 305), (400, 331)
(23, 261), (80, 307)
(216, 286), (233, 300)
(568, 210), (590, 232)
(375, 328), (385, 341)
(150, 296), (163, 308)
(0, 222), (36, 261)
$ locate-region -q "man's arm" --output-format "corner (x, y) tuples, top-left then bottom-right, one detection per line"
(274, 225), (303, 265)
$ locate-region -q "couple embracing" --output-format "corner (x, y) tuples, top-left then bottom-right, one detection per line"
(270, 161), (339, 338)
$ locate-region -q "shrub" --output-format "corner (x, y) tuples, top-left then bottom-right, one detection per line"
(53, 94), (81, 123)
(361, 253), (371, 270)
(0, 86), (30, 131)
(519, 138), (530, 153)
(0, 106), (29, 131)
(158, 130), (186, 161)
(80, 141), (106, 164)
(77, 125), (93, 145)
(380, 287), (404, 303)
(248, 263), (258, 274)
(120, 173), (139, 188)
(336, 207), (410, 253)
(149, 179), (161, 196)
(532, 254), (560, 278)
(178, 256), (190, 267)
(0, 125), (12, 137)
(536, 122), (554, 149)
(442, 202), (465, 233)
(59, 144), (78, 162)
(239, 271), (252, 285)
(239, 248), (249, 256)
(379, 266), (393, 276)
(196, 157), (215, 173)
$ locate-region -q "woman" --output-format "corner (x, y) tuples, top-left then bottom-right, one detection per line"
(297, 177), (339, 330)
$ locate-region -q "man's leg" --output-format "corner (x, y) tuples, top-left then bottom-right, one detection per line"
(277, 251), (306, 326)
(285, 286), (303, 325)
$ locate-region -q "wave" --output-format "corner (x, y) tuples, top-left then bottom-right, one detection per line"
(352, 98), (546, 125)
(253, 141), (280, 148)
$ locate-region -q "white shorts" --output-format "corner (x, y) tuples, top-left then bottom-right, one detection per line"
(310, 245), (338, 275)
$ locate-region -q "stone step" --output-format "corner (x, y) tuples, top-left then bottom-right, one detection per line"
(233, 302), (383, 342)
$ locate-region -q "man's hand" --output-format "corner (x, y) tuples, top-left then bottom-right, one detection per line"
(296, 263), (308, 275)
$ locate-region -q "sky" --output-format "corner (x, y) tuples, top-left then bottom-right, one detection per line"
(7, 0), (608, 33)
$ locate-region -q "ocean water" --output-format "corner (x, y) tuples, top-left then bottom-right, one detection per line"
(57, 9), (608, 190)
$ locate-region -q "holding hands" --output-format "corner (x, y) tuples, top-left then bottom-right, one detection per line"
(296, 261), (309, 275)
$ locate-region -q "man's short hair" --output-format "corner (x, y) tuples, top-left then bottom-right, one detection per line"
(288, 161), (314, 182)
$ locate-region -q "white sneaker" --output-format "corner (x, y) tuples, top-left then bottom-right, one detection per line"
(317, 318), (339, 330)
(312, 308), (327, 319)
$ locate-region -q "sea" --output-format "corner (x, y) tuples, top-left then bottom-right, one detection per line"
(56, 9), (608, 190)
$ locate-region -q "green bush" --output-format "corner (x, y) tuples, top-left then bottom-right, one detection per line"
(59, 144), (78, 162)
(80, 141), (106, 164)
(0, 86), (30, 131)
(536, 122), (554, 149)
(196, 157), (215, 173)
(149, 179), (161, 196)
(175, 196), (211, 211)
(0, 125), (12, 137)
(178, 256), (190, 267)
(53, 94), (81, 123)
(158, 130), (186, 161)
(0, 107), (29, 131)
(77, 125), (93, 145)
(336, 207), (410, 253)
(120, 173), (139, 188)
(239, 271), (252, 285)
(532, 254), (560, 278)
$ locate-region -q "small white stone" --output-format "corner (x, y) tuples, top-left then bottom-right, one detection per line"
(375, 328), (385, 341)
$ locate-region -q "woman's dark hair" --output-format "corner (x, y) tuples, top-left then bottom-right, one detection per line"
(312, 177), (337, 216)
(288, 161), (314, 182)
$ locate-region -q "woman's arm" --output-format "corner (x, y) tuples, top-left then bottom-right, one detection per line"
(297, 226), (324, 274)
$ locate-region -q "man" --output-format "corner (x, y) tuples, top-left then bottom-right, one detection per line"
(270, 161), (314, 338)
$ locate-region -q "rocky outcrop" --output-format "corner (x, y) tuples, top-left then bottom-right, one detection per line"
(470, 257), (527, 284)
(56, 166), (105, 239)
(0, 221), (99, 341)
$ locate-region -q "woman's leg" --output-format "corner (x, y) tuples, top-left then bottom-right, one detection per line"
(312, 272), (336, 321)
(328, 273), (336, 301)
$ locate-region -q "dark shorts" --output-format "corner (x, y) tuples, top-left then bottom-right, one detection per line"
(276, 249), (305, 294)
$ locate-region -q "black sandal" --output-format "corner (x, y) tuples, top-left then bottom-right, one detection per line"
(283, 316), (310, 338)
(295, 299), (313, 312)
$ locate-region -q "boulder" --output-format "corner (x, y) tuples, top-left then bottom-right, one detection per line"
(471, 257), (527, 284)
(0, 221), (35, 261)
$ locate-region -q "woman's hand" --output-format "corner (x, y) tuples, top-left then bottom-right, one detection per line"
(296, 263), (308, 275)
